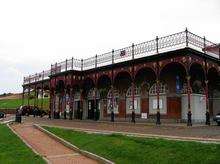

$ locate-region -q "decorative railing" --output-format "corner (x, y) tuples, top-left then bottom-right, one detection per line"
(23, 29), (219, 85)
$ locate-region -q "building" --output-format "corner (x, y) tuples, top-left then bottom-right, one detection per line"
(22, 29), (220, 125)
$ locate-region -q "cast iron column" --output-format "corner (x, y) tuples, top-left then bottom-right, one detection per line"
(186, 75), (192, 126)
(205, 80), (210, 125)
(131, 43), (135, 123)
(28, 85), (30, 106)
(111, 49), (115, 122)
(22, 87), (24, 106)
(41, 83), (44, 110)
(156, 60), (161, 125)
(69, 88), (73, 120)
(156, 79), (161, 125)
(34, 85), (37, 107)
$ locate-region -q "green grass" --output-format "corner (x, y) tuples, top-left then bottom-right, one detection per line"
(0, 124), (45, 164)
(0, 98), (49, 110)
(44, 126), (220, 164)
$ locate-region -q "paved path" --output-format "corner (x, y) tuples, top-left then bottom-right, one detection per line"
(23, 116), (220, 141)
(11, 123), (97, 164)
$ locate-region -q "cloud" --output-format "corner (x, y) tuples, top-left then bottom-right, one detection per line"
(0, 0), (219, 94)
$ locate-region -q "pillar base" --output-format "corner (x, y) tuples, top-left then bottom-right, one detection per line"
(187, 111), (192, 126)
(205, 111), (210, 126)
(156, 111), (161, 125)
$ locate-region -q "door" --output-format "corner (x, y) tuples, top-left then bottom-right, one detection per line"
(88, 100), (95, 119)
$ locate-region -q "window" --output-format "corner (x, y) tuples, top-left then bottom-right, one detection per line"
(126, 86), (140, 97)
(88, 88), (100, 99)
(149, 83), (167, 95)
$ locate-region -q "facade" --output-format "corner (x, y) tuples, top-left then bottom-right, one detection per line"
(22, 29), (220, 125)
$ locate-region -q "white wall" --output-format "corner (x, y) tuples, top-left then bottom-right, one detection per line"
(149, 95), (167, 114)
(126, 97), (141, 114)
(181, 94), (206, 122)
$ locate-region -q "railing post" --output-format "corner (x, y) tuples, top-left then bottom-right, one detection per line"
(42, 70), (44, 81)
(156, 36), (159, 54)
(65, 59), (67, 71)
(132, 43), (135, 60)
(22, 84), (24, 106)
(185, 28), (188, 47)
(203, 36), (206, 53)
(112, 49), (114, 64)
(95, 54), (97, 68)
(81, 59), (83, 71)
(71, 57), (73, 70)
(50, 64), (52, 76)
(55, 62), (57, 74)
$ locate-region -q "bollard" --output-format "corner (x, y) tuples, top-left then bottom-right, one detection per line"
(187, 111), (192, 126)
(111, 111), (114, 122)
(156, 111), (161, 125)
(206, 111), (210, 125)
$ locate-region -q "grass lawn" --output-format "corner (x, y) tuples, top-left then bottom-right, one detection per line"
(0, 124), (45, 164)
(44, 126), (220, 164)
(0, 98), (49, 110)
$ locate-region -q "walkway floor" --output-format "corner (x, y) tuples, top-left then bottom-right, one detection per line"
(23, 116), (220, 142)
(11, 123), (97, 164)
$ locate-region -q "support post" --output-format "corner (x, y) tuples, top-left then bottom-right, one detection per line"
(111, 85), (114, 122)
(64, 88), (67, 119)
(156, 79), (161, 125)
(131, 43), (135, 123)
(205, 80), (210, 125)
(41, 87), (43, 110)
(95, 54), (97, 68)
(156, 36), (159, 54)
(41, 71), (44, 110)
(156, 61), (161, 125)
(55, 62), (57, 74)
(112, 49), (114, 64)
(79, 89), (83, 120)
(205, 60), (210, 125)
(28, 85), (30, 106)
(22, 87), (24, 106)
(65, 59), (67, 71)
(71, 57), (74, 70)
(203, 36), (206, 53)
(111, 54), (114, 122)
(69, 88), (73, 120)
(34, 85), (37, 107)
(185, 28), (188, 47)
(186, 75), (192, 126)
(81, 59), (83, 71)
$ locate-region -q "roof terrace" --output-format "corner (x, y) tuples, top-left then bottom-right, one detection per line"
(23, 29), (219, 85)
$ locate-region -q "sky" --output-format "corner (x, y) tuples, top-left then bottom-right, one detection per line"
(0, 0), (219, 94)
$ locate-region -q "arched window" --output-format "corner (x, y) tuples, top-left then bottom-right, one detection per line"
(126, 86), (141, 113)
(149, 83), (167, 95)
(74, 92), (81, 101)
(192, 80), (205, 94)
(107, 89), (119, 98)
(126, 86), (141, 97)
(87, 88), (100, 100)
(107, 89), (119, 113)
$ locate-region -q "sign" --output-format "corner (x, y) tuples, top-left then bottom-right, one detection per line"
(153, 99), (163, 109)
(141, 113), (148, 119)
(129, 99), (138, 110)
(120, 50), (126, 57)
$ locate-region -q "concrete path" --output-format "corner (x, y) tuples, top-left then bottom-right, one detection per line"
(11, 123), (97, 164)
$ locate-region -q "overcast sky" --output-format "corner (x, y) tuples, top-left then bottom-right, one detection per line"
(0, 0), (219, 94)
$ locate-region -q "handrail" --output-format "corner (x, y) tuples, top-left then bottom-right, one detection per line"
(23, 30), (218, 85)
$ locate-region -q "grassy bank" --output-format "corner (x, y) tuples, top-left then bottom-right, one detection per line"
(0, 124), (45, 164)
(44, 126), (220, 164)
(0, 98), (49, 110)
